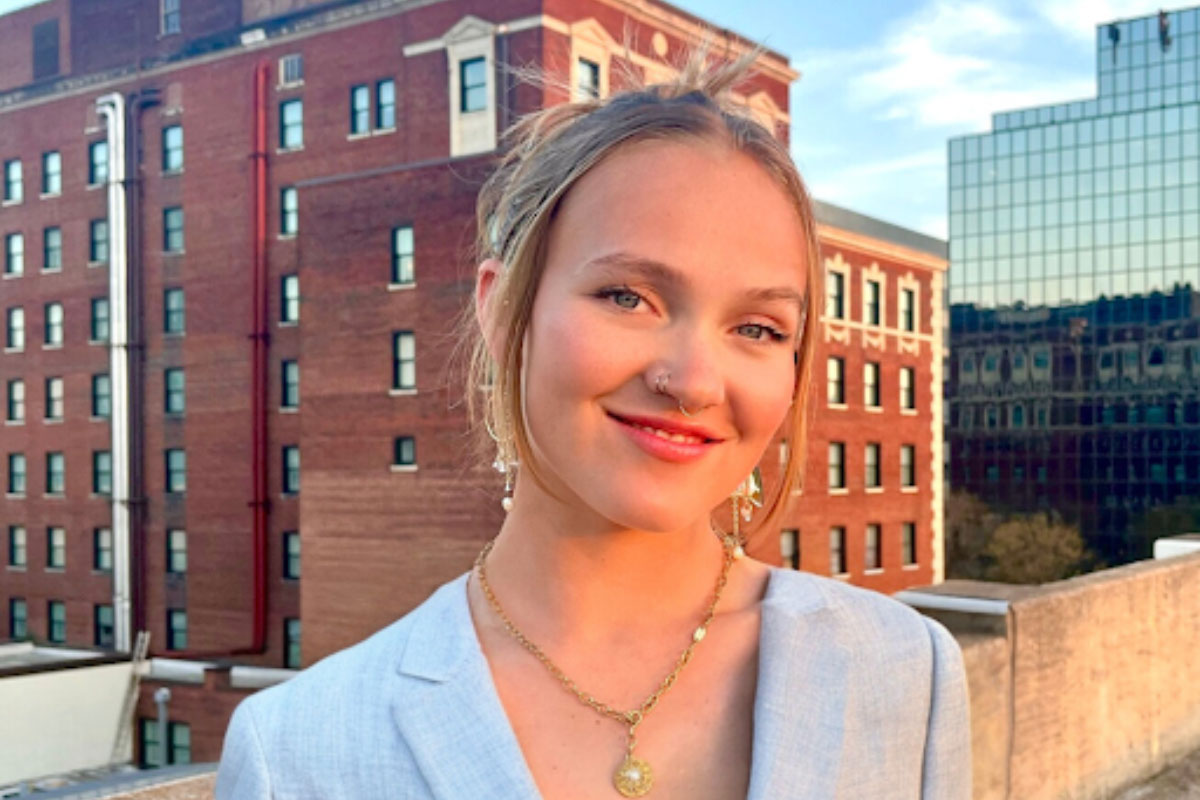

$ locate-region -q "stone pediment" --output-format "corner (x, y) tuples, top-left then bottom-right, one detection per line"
(444, 15), (495, 45)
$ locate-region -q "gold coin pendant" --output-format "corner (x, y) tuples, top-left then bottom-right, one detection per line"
(613, 755), (653, 797)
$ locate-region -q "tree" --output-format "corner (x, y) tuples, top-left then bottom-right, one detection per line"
(945, 490), (996, 579)
(982, 512), (1086, 584)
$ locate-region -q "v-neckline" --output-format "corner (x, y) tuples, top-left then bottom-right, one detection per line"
(453, 567), (791, 800)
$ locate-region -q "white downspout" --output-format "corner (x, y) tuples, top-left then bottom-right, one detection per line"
(97, 92), (132, 653)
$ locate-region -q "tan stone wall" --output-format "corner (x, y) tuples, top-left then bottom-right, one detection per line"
(953, 551), (1200, 799)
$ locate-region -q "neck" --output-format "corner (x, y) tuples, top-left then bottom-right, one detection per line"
(478, 485), (735, 650)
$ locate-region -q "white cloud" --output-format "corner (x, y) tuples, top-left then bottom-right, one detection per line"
(842, 0), (1098, 130)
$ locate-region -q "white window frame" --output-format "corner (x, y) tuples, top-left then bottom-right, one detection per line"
(445, 17), (497, 157)
(279, 54), (304, 88)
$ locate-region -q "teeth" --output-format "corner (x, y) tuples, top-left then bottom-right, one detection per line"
(633, 423), (703, 444)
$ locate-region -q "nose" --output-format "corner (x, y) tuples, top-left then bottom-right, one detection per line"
(648, 330), (726, 415)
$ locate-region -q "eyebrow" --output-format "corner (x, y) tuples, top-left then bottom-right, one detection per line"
(583, 251), (807, 312)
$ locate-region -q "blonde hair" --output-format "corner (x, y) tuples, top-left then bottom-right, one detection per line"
(465, 46), (821, 537)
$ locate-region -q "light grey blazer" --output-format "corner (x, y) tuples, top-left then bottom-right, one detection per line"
(216, 568), (971, 799)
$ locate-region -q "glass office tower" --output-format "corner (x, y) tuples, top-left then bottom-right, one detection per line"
(946, 7), (1200, 562)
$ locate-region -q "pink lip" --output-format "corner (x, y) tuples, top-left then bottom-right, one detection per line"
(607, 412), (723, 464)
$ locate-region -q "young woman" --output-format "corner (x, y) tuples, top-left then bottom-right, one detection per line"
(216, 52), (970, 800)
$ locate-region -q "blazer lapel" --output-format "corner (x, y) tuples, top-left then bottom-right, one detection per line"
(391, 574), (543, 800)
(747, 571), (850, 800)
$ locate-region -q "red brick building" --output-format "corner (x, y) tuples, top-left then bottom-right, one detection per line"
(0, 0), (944, 765)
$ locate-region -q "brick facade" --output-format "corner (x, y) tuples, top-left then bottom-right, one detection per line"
(0, 0), (941, 765)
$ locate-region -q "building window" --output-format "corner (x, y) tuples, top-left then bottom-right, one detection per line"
(827, 356), (845, 405)
(164, 365), (187, 415)
(985, 405), (999, 429)
(45, 376), (63, 420)
(8, 525), (26, 568)
(92, 373), (111, 418)
(41, 151), (61, 195)
(163, 207), (184, 253)
(902, 522), (917, 566)
(350, 84), (369, 134)
(89, 219), (109, 264)
(282, 446), (300, 494)
(280, 187), (297, 235)
(392, 331), (416, 390)
(169, 722), (191, 765)
(830, 526), (847, 575)
(780, 529), (799, 569)
(5, 232), (24, 276)
(3, 159), (21, 203)
(91, 297), (109, 342)
(94, 527), (113, 572)
(865, 442), (881, 488)
(865, 280), (881, 326)
(167, 609), (187, 650)
(161, 0), (181, 35)
(43, 227), (61, 271)
(900, 366), (916, 410)
(139, 718), (162, 768)
(826, 271), (844, 320)
(280, 360), (299, 409)
(284, 618), (301, 669)
(280, 99), (303, 150)
(167, 529), (187, 574)
(281, 274), (299, 323)
(8, 453), (26, 494)
(900, 287), (915, 332)
(47, 526), (65, 568)
(44, 302), (63, 346)
(164, 288), (185, 334)
(93, 450), (112, 494)
(279, 53), (303, 86)
(94, 604), (114, 647)
(391, 226), (414, 285)
(88, 140), (108, 186)
(865, 523), (881, 570)
(393, 435), (416, 467)
(864, 362), (880, 407)
(376, 78), (395, 129)
(162, 125), (183, 172)
(901, 444), (916, 487)
(165, 449), (186, 493)
(6, 307), (24, 350)
(577, 57), (601, 99)
(1011, 404), (1025, 428)
(7, 379), (24, 423)
(48, 600), (65, 642)
(986, 464), (1000, 483)
(460, 57), (487, 112)
(9, 598), (27, 639)
(828, 442), (846, 490)
(283, 531), (300, 579)
(46, 452), (64, 495)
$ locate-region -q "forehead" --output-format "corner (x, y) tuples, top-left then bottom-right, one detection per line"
(543, 138), (809, 293)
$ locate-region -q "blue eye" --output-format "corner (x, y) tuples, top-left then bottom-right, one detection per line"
(597, 287), (644, 310)
(737, 323), (787, 342)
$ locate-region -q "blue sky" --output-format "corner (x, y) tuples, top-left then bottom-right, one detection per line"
(0, 0), (1173, 236)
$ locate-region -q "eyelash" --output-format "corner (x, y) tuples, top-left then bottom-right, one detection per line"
(593, 286), (790, 344)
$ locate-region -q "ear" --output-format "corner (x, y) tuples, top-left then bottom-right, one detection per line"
(475, 258), (505, 363)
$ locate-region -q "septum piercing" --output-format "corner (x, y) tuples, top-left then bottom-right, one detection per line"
(654, 371), (696, 417)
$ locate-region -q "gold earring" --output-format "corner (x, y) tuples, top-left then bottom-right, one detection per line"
(492, 455), (517, 512)
(726, 468), (762, 559)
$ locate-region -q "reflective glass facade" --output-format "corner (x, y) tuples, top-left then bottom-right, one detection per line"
(947, 7), (1200, 560)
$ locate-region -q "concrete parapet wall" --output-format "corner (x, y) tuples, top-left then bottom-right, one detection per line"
(943, 551), (1200, 799)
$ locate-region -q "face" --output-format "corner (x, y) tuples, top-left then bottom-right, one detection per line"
(490, 138), (809, 533)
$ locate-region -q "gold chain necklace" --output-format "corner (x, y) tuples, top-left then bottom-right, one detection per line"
(473, 535), (742, 797)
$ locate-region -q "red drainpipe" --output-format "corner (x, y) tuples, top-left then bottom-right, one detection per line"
(169, 61), (269, 659)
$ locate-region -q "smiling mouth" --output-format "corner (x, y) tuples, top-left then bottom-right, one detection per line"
(606, 412), (720, 444)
